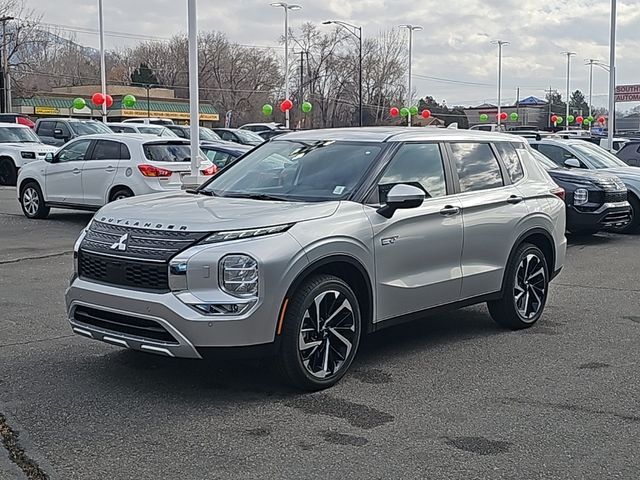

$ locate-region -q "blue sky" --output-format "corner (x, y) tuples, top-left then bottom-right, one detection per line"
(25, 0), (640, 109)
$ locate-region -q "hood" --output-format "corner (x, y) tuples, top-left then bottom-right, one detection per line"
(93, 191), (340, 232)
(2, 143), (56, 152)
(598, 166), (640, 179)
(548, 168), (612, 185)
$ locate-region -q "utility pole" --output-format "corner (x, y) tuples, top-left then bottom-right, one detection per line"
(399, 24), (423, 127)
(299, 50), (304, 129)
(492, 40), (509, 126)
(607, 0), (617, 152)
(98, 0), (107, 122)
(586, 59), (596, 118)
(516, 86), (520, 124)
(546, 86), (555, 129)
(0, 16), (14, 113)
(562, 51), (576, 126)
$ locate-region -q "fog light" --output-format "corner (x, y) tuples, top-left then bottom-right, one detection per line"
(574, 188), (588, 206)
(191, 302), (254, 316)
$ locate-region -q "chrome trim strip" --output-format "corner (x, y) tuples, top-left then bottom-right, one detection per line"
(72, 327), (93, 338)
(103, 336), (130, 348)
(141, 345), (175, 357)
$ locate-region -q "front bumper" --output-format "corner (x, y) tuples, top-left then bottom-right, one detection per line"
(567, 201), (631, 231)
(65, 278), (279, 359)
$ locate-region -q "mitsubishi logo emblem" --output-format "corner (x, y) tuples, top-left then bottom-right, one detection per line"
(110, 233), (129, 251)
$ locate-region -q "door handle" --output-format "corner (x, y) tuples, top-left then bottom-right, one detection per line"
(440, 205), (461, 216)
(72, 168), (81, 175)
(105, 166), (115, 173)
(507, 195), (524, 204)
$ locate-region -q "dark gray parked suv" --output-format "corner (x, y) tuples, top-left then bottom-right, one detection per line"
(66, 127), (567, 390)
(35, 118), (113, 146)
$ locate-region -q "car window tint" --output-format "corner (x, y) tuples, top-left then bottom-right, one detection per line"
(120, 143), (131, 160)
(91, 140), (122, 160)
(534, 144), (570, 167)
(57, 139), (92, 162)
(376, 143), (446, 203)
(37, 121), (55, 136)
(494, 143), (525, 183)
(450, 143), (504, 192)
(219, 131), (234, 141)
(55, 122), (71, 137)
(208, 151), (232, 169)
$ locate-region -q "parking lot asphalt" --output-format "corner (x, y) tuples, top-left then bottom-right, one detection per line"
(1, 185), (639, 480)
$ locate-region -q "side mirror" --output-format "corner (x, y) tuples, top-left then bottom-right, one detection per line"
(44, 152), (54, 163)
(564, 158), (581, 168)
(377, 184), (425, 219)
(53, 129), (66, 140)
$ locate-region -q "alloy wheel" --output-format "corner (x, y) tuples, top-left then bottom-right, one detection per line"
(298, 290), (356, 379)
(22, 187), (40, 217)
(514, 253), (547, 321)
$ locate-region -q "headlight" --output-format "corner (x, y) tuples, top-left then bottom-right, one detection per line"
(219, 255), (258, 297)
(202, 224), (293, 244)
(574, 188), (588, 206)
(21, 151), (36, 159)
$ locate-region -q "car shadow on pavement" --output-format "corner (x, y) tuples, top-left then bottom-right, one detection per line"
(566, 232), (622, 247)
(81, 305), (504, 400)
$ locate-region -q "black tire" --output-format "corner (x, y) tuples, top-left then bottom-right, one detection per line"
(277, 274), (362, 391)
(20, 182), (50, 219)
(488, 243), (549, 330)
(109, 187), (134, 202)
(0, 158), (17, 186)
(608, 194), (640, 234)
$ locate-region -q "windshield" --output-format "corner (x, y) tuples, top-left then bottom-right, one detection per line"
(572, 142), (628, 169)
(143, 142), (205, 162)
(70, 122), (113, 135)
(531, 149), (559, 171)
(138, 126), (177, 137)
(200, 127), (221, 142)
(0, 126), (40, 143)
(235, 130), (264, 144)
(200, 140), (383, 201)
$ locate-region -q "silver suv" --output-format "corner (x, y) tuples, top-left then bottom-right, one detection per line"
(66, 128), (567, 390)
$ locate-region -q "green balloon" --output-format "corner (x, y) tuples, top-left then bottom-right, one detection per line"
(301, 101), (312, 113)
(510, 112), (519, 121)
(409, 106), (419, 116)
(122, 94), (137, 108)
(262, 104), (273, 116)
(583, 119), (591, 126)
(567, 115), (575, 124)
(587, 115), (594, 122)
(479, 113), (489, 122)
(72, 97), (86, 110)
(400, 107), (410, 117)
(556, 116), (564, 124)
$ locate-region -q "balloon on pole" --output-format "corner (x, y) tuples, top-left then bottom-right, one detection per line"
(556, 116), (564, 125)
(499, 112), (508, 121)
(280, 99), (293, 113)
(123, 94), (137, 108)
(479, 113), (489, 122)
(91, 92), (105, 106)
(390, 107), (399, 117)
(409, 106), (418, 116)
(262, 104), (273, 116)
(576, 116), (584, 124)
(551, 114), (559, 124)
(301, 101), (312, 113)
(105, 95), (113, 108)
(400, 107), (410, 117)
(598, 116), (606, 124)
(567, 114), (575, 124)
(421, 109), (431, 119)
(72, 98), (86, 110)
(510, 112), (519, 121)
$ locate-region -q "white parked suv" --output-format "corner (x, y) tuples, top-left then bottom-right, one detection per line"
(0, 124), (57, 186)
(17, 134), (217, 219)
(106, 122), (178, 138)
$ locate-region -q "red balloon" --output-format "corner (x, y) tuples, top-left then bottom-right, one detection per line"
(280, 99), (293, 112)
(500, 112), (508, 121)
(576, 116), (584, 124)
(551, 115), (559, 123)
(105, 95), (113, 108)
(598, 116), (606, 124)
(91, 92), (105, 106)
(421, 109), (431, 119)
(390, 107), (399, 117)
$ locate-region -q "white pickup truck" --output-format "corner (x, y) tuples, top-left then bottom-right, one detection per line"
(0, 124), (57, 185)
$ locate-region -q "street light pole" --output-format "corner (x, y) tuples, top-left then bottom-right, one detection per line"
(271, 3), (302, 130)
(492, 40), (509, 126)
(98, 0), (107, 122)
(586, 59), (596, 118)
(322, 20), (363, 126)
(0, 16), (14, 113)
(399, 24), (422, 127)
(562, 51), (576, 125)
(608, 0), (617, 152)
(187, 0), (199, 178)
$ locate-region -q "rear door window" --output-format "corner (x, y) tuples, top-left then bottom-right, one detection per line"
(494, 142), (525, 183)
(90, 140), (123, 160)
(449, 143), (504, 192)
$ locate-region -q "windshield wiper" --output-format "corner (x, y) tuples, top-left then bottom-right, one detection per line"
(185, 189), (216, 196)
(222, 192), (292, 201)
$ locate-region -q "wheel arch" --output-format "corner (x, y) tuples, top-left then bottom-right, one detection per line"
(107, 184), (134, 202)
(505, 228), (556, 287)
(18, 177), (43, 196)
(283, 254), (375, 334)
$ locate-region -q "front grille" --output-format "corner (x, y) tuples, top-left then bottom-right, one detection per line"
(603, 191), (627, 204)
(602, 210), (631, 226)
(78, 220), (208, 290)
(79, 251), (170, 291)
(74, 305), (178, 344)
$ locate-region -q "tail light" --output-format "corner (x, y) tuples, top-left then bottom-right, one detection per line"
(201, 165), (218, 176)
(551, 186), (565, 201)
(17, 116), (36, 128)
(137, 164), (173, 177)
